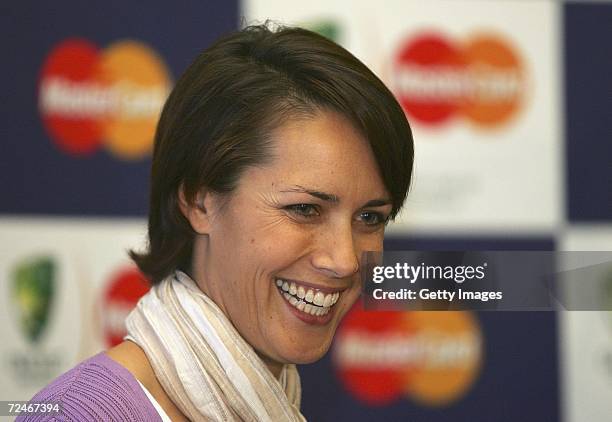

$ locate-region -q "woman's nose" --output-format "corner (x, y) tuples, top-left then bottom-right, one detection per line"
(310, 222), (359, 279)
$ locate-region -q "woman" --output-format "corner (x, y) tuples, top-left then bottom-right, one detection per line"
(20, 24), (413, 421)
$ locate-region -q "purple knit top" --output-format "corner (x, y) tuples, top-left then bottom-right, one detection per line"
(16, 352), (162, 422)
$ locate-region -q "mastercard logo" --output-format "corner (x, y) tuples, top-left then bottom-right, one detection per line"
(38, 38), (172, 159)
(393, 32), (526, 129)
(100, 266), (150, 347)
(333, 305), (482, 407)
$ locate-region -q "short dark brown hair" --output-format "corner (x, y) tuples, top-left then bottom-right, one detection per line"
(131, 23), (414, 284)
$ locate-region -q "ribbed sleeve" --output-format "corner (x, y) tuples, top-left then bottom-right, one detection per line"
(16, 353), (162, 422)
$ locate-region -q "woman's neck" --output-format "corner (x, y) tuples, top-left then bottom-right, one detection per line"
(257, 351), (283, 379)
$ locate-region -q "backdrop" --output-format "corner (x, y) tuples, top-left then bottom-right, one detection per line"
(1, 1), (611, 421)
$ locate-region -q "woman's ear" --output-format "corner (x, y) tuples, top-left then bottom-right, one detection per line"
(178, 186), (213, 235)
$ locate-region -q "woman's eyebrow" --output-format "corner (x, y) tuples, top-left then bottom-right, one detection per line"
(280, 185), (391, 207)
(362, 199), (392, 208)
(280, 185), (339, 202)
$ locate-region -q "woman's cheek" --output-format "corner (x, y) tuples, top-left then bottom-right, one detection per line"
(359, 230), (385, 253)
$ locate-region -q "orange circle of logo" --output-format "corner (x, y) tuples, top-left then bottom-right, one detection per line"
(38, 38), (172, 159)
(460, 34), (524, 128)
(393, 31), (525, 130)
(400, 311), (482, 406)
(333, 305), (483, 407)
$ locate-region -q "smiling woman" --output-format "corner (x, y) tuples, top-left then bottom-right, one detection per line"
(185, 112), (391, 375)
(19, 23), (413, 422)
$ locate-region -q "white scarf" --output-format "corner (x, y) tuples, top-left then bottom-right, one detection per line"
(125, 271), (306, 422)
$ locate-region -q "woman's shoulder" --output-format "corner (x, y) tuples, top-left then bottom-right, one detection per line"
(106, 340), (187, 421)
(16, 352), (162, 422)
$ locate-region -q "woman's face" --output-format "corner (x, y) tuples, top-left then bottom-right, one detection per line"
(192, 110), (392, 375)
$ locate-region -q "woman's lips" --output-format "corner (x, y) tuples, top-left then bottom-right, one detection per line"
(275, 278), (341, 324)
(276, 277), (347, 294)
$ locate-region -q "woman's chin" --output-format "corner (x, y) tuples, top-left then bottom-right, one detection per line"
(277, 334), (335, 365)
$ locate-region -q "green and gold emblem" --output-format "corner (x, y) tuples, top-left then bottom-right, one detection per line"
(11, 257), (55, 343)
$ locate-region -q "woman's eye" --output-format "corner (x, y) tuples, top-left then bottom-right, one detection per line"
(286, 204), (320, 218)
(359, 211), (387, 226)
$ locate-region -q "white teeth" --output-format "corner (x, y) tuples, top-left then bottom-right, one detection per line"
(313, 291), (325, 306)
(305, 290), (314, 303)
(316, 307), (331, 316)
(276, 278), (342, 316)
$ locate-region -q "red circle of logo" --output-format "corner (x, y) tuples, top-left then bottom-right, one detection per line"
(39, 39), (104, 154)
(101, 266), (150, 347)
